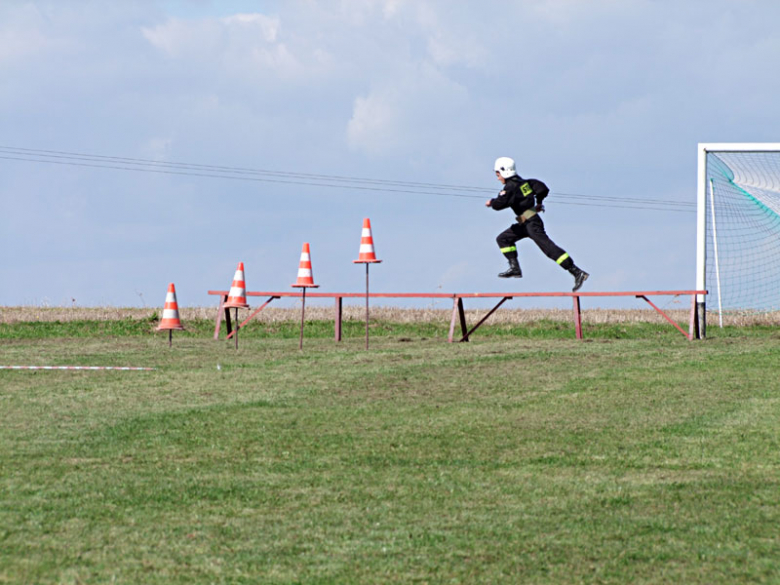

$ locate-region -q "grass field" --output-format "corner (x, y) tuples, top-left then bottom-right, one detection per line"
(1, 310), (779, 583)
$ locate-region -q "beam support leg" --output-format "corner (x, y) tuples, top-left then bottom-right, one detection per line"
(213, 295), (228, 340)
(460, 297), (510, 342)
(637, 295), (692, 340)
(448, 297), (467, 343)
(573, 295), (583, 340)
(227, 296), (278, 340)
(689, 294), (700, 340)
(335, 296), (343, 342)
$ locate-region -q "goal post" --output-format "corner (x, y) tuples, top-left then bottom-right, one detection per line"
(696, 143), (780, 337)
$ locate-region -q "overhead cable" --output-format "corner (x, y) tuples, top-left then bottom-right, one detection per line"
(0, 145), (696, 213)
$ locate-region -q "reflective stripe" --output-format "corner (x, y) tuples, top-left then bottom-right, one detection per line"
(500, 246), (517, 253)
(556, 253), (570, 265)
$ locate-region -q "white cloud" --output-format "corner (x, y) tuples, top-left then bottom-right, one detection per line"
(144, 136), (175, 161)
(221, 13), (280, 42)
(141, 12), (330, 82)
(0, 3), (70, 67)
(347, 91), (402, 155)
(346, 64), (470, 158)
(142, 12), (281, 59)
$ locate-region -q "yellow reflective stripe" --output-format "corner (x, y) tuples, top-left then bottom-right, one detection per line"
(556, 253), (570, 265)
(500, 246), (517, 253)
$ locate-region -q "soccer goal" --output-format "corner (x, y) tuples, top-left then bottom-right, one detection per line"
(696, 143), (780, 337)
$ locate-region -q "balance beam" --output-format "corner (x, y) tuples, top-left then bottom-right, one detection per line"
(207, 290), (707, 342)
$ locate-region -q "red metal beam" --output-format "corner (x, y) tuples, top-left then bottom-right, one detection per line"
(208, 289), (708, 343)
(456, 290), (704, 298)
(209, 290), (705, 299)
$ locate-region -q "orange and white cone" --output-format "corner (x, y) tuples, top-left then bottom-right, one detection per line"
(353, 218), (382, 263)
(223, 262), (250, 309)
(156, 283), (185, 331)
(292, 243), (319, 288)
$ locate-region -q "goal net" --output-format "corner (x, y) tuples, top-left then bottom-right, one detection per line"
(696, 143), (780, 333)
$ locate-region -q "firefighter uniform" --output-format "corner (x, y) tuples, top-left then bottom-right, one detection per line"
(489, 174), (588, 289)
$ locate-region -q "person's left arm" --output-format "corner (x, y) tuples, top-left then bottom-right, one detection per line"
(529, 179), (549, 211)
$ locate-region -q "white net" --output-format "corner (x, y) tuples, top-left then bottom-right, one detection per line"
(705, 150), (780, 312)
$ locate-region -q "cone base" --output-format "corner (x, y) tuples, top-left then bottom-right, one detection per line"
(353, 259), (382, 264)
(222, 301), (250, 309)
(156, 323), (185, 331)
(292, 284), (320, 288)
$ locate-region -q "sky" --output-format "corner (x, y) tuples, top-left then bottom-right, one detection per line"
(2, 0), (780, 311)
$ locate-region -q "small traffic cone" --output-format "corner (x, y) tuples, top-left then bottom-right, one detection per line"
(292, 243), (320, 289)
(353, 218), (382, 264)
(156, 283), (185, 347)
(223, 262), (250, 309)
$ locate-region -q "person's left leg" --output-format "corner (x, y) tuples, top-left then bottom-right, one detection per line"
(526, 217), (589, 291)
(495, 224), (526, 278)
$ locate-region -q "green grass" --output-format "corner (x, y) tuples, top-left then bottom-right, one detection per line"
(0, 316), (751, 341)
(1, 321), (779, 583)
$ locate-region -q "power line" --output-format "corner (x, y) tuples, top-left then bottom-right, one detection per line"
(0, 154), (486, 200)
(0, 145), (696, 213)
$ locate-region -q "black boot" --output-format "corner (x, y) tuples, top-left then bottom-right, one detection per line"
(570, 267), (589, 292)
(498, 257), (522, 278)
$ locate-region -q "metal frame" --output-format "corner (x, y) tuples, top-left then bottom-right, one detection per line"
(208, 289), (706, 343)
(696, 143), (780, 338)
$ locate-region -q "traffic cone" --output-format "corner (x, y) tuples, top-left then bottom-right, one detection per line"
(292, 243), (320, 288)
(156, 283), (185, 331)
(353, 218), (382, 263)
(223, 262), (250, 309)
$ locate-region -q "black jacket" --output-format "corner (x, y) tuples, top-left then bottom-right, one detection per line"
(489, 175), (549, 216)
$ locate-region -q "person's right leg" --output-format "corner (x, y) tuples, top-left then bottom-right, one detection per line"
(525, 217), (589, 291)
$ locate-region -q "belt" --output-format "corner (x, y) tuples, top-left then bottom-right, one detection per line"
(515, 209), (537, 223)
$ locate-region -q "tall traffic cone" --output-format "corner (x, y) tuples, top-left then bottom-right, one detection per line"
(353, 218), (382, 264)
(156, 283), (185, 347)
(353, 218), (382, 350)
(292, 243), (320, 289)
(223, 262), (250, 309)
(223, 262), (250, 349)
(292, 243), (319, 350)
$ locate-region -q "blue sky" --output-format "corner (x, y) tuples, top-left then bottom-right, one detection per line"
(2, 0), (780, 310)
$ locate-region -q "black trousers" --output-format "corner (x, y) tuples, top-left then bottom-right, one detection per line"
(496, 215), (574, 270)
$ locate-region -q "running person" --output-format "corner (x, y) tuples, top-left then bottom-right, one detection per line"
(486, 156), (589, 292)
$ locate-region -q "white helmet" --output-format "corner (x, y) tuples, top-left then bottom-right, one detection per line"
(494, 156), (517, 179)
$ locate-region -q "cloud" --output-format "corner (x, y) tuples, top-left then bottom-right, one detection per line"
(140, 12), (305, 78)
(0, 4), (68, 68)
(346, 64), (470, 158)
(347, 91), (401, 155)
(142, 12), (279, 55)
